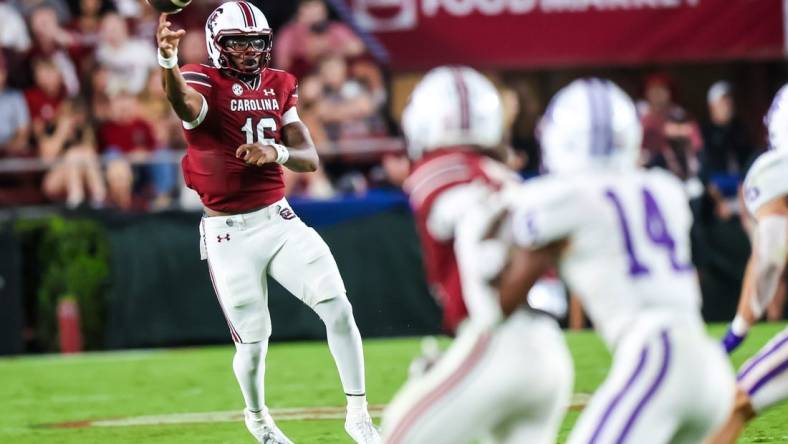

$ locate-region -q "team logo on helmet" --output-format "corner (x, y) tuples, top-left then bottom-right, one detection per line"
(207, 7), (223, 35)
(233, 84), (243, 96)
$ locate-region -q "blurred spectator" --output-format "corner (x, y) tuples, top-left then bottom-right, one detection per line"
(10, 0), (71, 21)
(98, 90), (150, 209)
(285, 55), (390, 196)
(40, 98), (106, 207)
(68, 0), (115, 53)
(700, 81), (753, 220)
(638, 73), (703, 181)
(88, 66), (112, 121)
(500, 87), (527, 172)
(351, 59), (386, 109)
(28, 5), (80, 95)
(25, 57), (66, 137)
(138, 69), (182, 208)
(98, 90), (176, 210)
(274, 0), (364, 78)
(701, 81), (753, 177)
(283, 73), (334, 198)
(316, 55), (387, 143)
(297, 74), (330, 148)
(140, 69), (186, 153)
(0, 3), (32, 52)
(0, 53), (30, 156)
(131, 0), (163, 42)
(113, 0), (141, 17)
(95, 12), (156, 95)
(179, 29), (208, 65)
(138, 70), (167, 117)
(508, 82), (542, 176)
(379, 153), (410, 188)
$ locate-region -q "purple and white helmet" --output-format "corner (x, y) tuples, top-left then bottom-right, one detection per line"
(539, 78), (642, 174)
(765, 83), (788, 152)
(204, 1), (272, 74)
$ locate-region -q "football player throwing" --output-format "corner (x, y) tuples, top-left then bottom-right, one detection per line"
(156, 3), (380, 443)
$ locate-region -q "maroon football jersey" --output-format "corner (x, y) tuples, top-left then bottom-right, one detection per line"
(179, 64), (299, 213)
(404, 148), (505, 334)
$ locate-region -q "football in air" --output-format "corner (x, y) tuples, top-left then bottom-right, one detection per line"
(146, 0), (192, 14)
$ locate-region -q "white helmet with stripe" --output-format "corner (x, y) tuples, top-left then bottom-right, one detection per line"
(765, 83), (788, 152)
(205, 1), (272, 74)
(539, 78), (642, 174)
(402, 66), (504, 160)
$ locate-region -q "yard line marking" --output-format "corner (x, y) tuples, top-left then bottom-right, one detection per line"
(0, 349), (167, 366)
(37, 394), (591, 429)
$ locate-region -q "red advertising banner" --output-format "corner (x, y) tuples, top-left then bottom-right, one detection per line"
(345, 0), (785, 70)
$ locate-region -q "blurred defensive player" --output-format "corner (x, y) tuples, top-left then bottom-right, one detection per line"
(381, 66), (573, 444)
(497, 79), (735, 444)
(156, 3), (380, 443)
(712, 85), (788, 444)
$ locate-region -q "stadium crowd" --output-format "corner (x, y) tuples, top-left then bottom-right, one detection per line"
(0, 0), (393, 210)
(0, 0), (769, 218)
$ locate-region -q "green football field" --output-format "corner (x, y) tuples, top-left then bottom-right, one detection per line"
(0, 323), (785, 443)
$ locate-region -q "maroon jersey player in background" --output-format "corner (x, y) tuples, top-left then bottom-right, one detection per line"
(156, 2), (380, 443)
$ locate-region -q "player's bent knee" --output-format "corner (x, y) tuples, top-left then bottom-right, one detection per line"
(314, 296), (356, 334)
(234, 341), (265, 366)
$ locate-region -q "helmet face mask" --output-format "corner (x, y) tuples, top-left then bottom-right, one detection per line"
(216, 31), (272, 75)
(205, 2), (272, 76)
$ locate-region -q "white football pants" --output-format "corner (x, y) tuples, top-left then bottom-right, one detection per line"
(199, 198), (346, 343)
(567, 311), (735, 444)
(382, 310), (573, 444)
(737, 326), (788, 413)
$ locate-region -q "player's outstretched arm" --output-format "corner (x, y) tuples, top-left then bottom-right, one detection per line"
(497, 241), (565, 316)
(723, 198), (788, 353)
(236, 122), (319, 173)
(157, 14), (203, 123)
(723, 255), (758, 353)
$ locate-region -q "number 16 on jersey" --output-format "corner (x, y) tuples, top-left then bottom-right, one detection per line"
(241, 117), (276, 145)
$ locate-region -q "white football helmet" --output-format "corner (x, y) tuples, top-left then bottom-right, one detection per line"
(402, 66), (504, 160)
(539, 78), (642, 174)
(205, 1), (272, 74)
(765, 83), (788, 152)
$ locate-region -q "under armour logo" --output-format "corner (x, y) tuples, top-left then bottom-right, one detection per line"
(263, 88), (275, 97)
(217, 234), (231, 243)
(279, 208), (296, 220)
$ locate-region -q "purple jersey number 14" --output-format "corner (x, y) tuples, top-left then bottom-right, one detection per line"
(604, 188), (692, 277)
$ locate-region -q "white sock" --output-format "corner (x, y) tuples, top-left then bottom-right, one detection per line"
(233, 340), (269, 412)
(313, 297), (367, 408)
(346, 393), (367, 410)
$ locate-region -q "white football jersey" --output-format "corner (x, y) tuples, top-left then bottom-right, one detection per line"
(742, 149), (788, 216)
(507, 168), (702, 346)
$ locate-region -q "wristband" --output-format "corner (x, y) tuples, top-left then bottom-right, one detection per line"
(731, 314), (750, 336)
(158, 49), (178, 69)
(272, 144), (290, 165)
